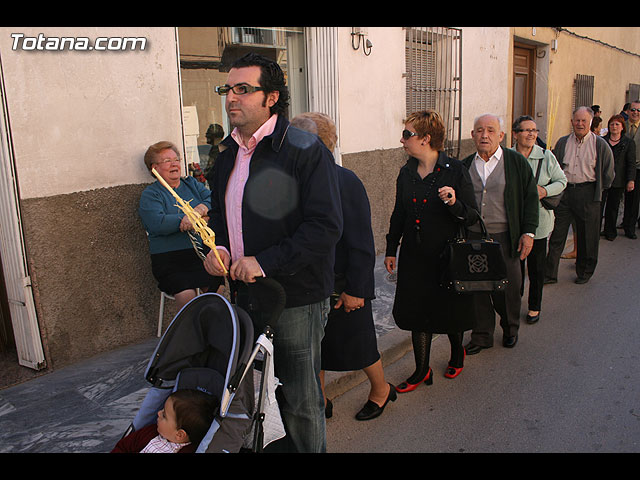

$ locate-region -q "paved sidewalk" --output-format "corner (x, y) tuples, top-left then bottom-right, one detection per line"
(0, 257), (409, 453)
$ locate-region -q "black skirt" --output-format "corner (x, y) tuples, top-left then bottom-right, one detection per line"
(321, 299), (380, 372)
(150, 248), (223, 295)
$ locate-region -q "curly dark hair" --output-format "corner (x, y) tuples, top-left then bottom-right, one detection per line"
(231, 52), (290, 118)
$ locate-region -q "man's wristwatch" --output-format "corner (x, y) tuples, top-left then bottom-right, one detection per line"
(524, 233), (535, 238)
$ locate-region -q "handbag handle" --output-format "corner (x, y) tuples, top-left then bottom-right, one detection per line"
(455, 209), (491, 242)
(534, 156), (554, 188)
(535, 157), (543, 182)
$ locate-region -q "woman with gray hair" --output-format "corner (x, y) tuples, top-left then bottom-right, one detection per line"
(511, 116), (566, 324)
(139, 141), (223, 313)
(291, 112), (396, 421)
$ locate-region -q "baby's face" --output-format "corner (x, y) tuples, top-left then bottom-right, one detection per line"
(157, 397), (183, 443)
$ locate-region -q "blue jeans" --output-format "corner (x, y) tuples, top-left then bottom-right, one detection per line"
(269, 299), (329, 453)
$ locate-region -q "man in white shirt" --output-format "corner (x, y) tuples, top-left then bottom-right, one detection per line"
(545, 106), (614, 284)
(462, 114), (539, 353)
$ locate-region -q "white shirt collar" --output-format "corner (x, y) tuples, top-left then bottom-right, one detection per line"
(473, 146), (503, 185)
(474, 145), (503, 163)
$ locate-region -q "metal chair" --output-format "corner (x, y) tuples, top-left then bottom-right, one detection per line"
(157, 289), (201, 337)
(158, 291), (175, 337)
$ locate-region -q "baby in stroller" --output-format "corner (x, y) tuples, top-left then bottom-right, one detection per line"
(111, 389), (217, 453)
(116, 279), (286, 453)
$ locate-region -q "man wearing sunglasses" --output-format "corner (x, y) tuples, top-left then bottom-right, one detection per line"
(622, 100), (640, 238)
(203, 52), (342, 453)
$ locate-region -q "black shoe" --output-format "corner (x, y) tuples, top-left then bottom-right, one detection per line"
(544, 277), (557, 285)
(626, 233), (637, 239)
(575, 276), (590, 284)
(503, 335), (518, 348)
(355, 383), (397, 421)
(325, 398), (333, 419)
(464, 342), (490, 355)
(526, 313), (540, 324)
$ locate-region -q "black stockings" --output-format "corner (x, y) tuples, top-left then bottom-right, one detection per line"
(407, 331), (465, 384)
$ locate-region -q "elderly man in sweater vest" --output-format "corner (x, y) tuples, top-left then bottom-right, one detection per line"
(462, 114), (539, 354)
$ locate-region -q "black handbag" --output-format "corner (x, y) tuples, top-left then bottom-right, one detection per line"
(439, 216), (508, 294)
(535, 158), (563, 210)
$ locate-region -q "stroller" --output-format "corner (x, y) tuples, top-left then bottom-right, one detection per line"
(121, 277), (286, 453)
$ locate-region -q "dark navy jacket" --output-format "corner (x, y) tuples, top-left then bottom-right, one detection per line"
(334, 166), (375, 300)
(208, 115), (343, 308)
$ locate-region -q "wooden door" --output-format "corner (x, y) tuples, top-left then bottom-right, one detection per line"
(513, 44), (536, 120)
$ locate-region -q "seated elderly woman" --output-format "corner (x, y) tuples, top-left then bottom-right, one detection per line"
(139, 141), (223, 310)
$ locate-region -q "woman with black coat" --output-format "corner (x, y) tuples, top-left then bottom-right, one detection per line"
(601, 114), (636, 240)
(385, 110), (479, 393)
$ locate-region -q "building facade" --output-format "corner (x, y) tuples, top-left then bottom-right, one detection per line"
(1, 26), (638, 377)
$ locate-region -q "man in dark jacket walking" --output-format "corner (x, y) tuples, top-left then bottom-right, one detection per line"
(204, 53), (342, 453)
(462, 113), (539, 354)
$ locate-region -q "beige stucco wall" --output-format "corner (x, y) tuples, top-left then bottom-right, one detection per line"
(512, 26), (640, 147)
(0, 27), (184, 198)
(459, 27), (512, 138)
(336, 27), (514, 252)
(337, 27), (407, 154)
(0, 27), (184, 368)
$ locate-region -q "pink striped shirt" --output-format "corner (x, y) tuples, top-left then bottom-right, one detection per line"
(224, 114), (278, 265)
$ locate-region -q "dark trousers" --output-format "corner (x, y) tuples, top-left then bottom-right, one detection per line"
(545, 182), (601, 281)
(469, 230), (522, 347)
(622, 169), (640, 235)
(601, 187), (624, 239)
(521, 237), (547, 312)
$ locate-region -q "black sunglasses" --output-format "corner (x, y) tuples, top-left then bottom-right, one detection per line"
(402, 129), (419, 140)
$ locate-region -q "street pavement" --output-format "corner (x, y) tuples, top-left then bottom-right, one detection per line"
(1, 231), (639, 453)
(326, 232), (640, 453)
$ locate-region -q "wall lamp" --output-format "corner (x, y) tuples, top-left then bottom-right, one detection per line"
(351, 27), (372, 56)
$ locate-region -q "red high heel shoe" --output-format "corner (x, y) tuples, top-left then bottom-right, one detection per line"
(395, 368), (433, 393)
(444, 348), (466, 379)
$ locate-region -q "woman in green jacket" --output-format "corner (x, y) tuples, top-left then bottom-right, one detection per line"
(511, 116), (567, 324)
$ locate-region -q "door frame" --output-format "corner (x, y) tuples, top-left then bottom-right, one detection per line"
(0, 54), (46, 370)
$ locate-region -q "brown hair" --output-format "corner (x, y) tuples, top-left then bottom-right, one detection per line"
(143, 141), (180, 177)
(404, 110), (446, 151)
(290, 112), (338, 152)
(607, 114), (627, 133)
(170, 389), (218, 445)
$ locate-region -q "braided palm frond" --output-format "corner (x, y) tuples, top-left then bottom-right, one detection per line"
(187, 230), (207, 262)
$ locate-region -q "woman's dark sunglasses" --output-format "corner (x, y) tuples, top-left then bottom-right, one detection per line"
(402, 129), (418, 140)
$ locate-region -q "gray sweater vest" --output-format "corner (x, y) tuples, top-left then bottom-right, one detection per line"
(469, 159), (508, 234)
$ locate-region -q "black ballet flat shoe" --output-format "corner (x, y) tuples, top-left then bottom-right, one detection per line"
(355, 383), (397, 421)
(325, 398), (333, 419)
(526, 313), (540, 324)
